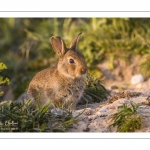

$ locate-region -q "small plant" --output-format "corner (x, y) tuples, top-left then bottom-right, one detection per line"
(140, 54), (150, 78)
(0, 99), (79, 132)
(80, 74), (109, 104)
(109, 103), (142, 132)
(0, 62), (10, 96)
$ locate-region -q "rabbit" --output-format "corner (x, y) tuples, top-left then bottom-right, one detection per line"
(26, 32), (88, 109)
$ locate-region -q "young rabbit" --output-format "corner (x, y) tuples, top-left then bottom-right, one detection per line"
(26, 33), (87, 109)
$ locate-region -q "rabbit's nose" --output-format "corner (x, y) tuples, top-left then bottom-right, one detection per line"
(81, 67), (87, 74)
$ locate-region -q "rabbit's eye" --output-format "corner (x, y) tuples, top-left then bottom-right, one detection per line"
(69, 59), (75, 64)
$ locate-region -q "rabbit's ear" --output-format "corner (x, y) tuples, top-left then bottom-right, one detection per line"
(70, 32), (82, 50)
(50, 36), (67, 56)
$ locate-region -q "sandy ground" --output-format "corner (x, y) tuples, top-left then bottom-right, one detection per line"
(67, 79), (150, 132)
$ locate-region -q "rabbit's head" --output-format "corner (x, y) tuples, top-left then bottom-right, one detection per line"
(50, 33), (87, 79)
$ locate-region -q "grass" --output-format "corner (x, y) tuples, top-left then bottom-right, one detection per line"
(76, 74), (109, 105)
(109, 103), (142, 132)
(0, 99), (79, 132)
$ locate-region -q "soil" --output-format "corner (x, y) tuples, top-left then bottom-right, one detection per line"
(67, 57), (150, 132)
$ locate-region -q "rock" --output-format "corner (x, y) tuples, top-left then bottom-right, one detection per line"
(84, 108), (93, 115)
(88, 115), (97, 120)
(68, 121), (88, 132)
(99, 107), (108, 112)
(131, 74), (144, 85)
(51, 108), (65, 116)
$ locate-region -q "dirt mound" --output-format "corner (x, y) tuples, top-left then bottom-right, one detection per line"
(68, 90), (150, 132)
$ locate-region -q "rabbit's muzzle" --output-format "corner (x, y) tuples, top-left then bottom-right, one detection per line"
(77, 66), (87, 77)
(81, 67), (87, 74)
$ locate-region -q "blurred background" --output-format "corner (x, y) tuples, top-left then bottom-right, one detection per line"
(1, 18), (150, 101)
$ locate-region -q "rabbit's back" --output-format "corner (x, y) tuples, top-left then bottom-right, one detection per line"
(27, 67), (57, 105)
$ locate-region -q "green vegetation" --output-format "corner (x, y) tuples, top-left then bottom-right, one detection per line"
(81, 74), (109, 104)
(110, 103), (142, 132)
(1, 18), (150, 100)
(0, 62), (10, 96)
(0, 99), (79, 132)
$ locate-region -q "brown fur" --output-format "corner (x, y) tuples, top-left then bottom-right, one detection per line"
(26, 33), (87, 109)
